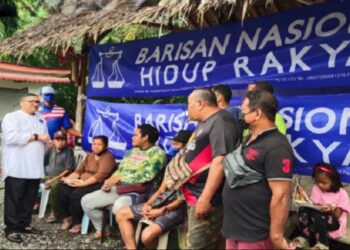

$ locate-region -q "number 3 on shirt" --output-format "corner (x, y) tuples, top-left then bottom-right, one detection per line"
(282, 158), (291, 173)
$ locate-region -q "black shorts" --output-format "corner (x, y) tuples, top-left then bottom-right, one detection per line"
(131, 203), (186, 232)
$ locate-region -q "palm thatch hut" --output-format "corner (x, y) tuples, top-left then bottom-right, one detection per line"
(0, 0), (326, 131)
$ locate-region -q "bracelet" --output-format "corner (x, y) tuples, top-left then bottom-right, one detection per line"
(34, 134), (38, 141)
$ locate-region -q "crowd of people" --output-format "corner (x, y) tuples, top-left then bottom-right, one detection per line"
(1, 83), (349, 250)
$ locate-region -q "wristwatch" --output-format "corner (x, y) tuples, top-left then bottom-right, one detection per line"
(34, 133), (38, 141)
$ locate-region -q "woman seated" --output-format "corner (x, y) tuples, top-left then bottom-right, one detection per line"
(56, 135), (117, 233)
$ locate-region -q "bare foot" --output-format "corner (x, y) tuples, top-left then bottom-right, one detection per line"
(68, 224), (81, 234)
(61, 217), (72, 230)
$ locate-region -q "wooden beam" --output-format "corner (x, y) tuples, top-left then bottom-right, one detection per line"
(139, 21), (187, 32)
(186, 14), (200, 30)
(269, 0), (279, 13)
(205, 8), (220, 26)
(75, 35), (91, 134)
(249, 6), (259, 17)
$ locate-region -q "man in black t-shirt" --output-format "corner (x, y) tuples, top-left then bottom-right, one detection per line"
(184, 88), (239, 249)
(222, 90), (295, 250)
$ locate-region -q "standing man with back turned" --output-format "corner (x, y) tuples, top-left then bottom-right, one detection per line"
(184, 88), (240, 249)
(1, 93), (50, 243)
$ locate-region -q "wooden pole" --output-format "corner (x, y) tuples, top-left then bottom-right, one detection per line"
(75, 53), (88, 134)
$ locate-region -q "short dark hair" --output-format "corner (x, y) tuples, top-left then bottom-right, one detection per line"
(137, 124), (159, 144)
(20, 93), (38, 101)
(193, 88), (217, 107)
(212, 84), (232, 103)
(312, 163), (342, 192)
(254, 81), (274, 94)
(93, 135), (108, 147)
(245, 90), (278, 122)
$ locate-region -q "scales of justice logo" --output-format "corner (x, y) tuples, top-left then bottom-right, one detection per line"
(87, 106), (127, 151)
(91, 47), (125, 89)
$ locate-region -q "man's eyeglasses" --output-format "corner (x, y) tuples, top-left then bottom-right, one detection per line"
(24, 100), (40, 104)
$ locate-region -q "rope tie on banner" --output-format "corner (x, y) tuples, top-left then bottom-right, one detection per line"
(77, 94), (87, 108)
(77, 94), (87, 101)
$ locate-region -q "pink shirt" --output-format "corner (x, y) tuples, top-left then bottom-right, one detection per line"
(311, 185), (350, 239)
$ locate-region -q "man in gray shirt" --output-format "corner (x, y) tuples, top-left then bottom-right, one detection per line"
(43, 130), (75, 223)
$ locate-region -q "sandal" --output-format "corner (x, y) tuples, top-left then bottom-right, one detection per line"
(82, 230), (110, 244)
(68, 224), (81, 234)
(311, 242), (329, 250)
(46, 213), (58, 223)
(94, 230), (111, 239)
(292, 236), (309, 248)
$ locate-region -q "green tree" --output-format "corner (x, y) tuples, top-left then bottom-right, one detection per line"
(0, 1), (18, 40)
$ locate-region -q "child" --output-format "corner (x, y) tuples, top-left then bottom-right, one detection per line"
(293, 163), (350, 249)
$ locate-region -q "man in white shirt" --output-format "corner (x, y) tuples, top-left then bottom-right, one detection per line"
(1, 93), (50, 243)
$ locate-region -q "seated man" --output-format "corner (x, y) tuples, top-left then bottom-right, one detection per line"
(43, 131), (76, 223)
(116, 130), (192, 249)
(81, 124), (167, 241)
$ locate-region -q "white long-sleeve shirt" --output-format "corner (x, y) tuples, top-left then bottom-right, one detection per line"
(1, 110), (48, 180)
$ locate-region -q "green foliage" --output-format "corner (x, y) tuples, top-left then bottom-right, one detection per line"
(15, 0), (49, 31)
(52, 83), (78, 119)
(0, 1), (18, 40)
(100, 24), (166, 44)
(1, 1), (187, 116)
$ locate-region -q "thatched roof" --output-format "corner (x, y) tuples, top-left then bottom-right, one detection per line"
(0, 0), (325, 57)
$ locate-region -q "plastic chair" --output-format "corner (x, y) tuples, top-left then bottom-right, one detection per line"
(38, 183), (51, 219)
(81, 209), (114, 235)
(81, 213), (91, 235)
(74, 149), (86, 168)
(135, 219), (170, 249)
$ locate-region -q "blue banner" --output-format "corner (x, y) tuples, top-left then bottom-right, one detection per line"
(88, 0), (350, 97)
(83, 95), (350, 183)
(279, 94), (350, 183)
(82, 99), (197, 159)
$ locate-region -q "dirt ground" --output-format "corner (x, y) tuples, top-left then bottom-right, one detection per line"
(0, 181), (124, 249)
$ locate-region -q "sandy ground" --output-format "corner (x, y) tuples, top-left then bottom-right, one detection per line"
(0, 181), (124, 249)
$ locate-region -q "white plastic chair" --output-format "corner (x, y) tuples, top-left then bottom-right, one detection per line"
(74, 149), (87, 168)
(38, 183), (51, 219)
(135, 219), (170, 249)
(81, 209), (114, 235)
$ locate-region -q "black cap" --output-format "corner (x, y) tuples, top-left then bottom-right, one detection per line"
(172, 130), (192, 143)
(54, 131), (67, 140)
